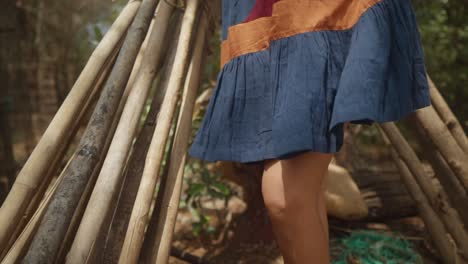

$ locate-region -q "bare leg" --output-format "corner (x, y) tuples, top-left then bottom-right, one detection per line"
(261, 151), (333, 264)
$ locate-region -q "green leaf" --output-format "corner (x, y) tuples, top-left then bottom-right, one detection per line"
(208, 188), (227, 199)
(201, 170), (212, 183)
(187, 183), (205, 197)
(212, 182), (231, 196)
(93, 25), (103, 41)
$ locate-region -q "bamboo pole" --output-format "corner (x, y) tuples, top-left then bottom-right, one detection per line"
(54, 25), (153, 263)
(1, 33), (124, 260)
(65, 2), (173, 263)
(0, 0), (142, 251)
(138, 9), (194, 263)
(150, 12), (209, 264)
(406, 116), (468, 225)
(414, 106), (468, 190)
(137, 12), (184, 263)
(1, 155), (73, 264)
(102, 10), (182, 264)
(4, 78), (124, 263)
(0, 1), (140, 252)
(427, 75), (468, 154)
(64, 11), (158, 264)
(118, 1), (201, 262)
(380, 123), (468, 261)
(0, 39), (123, 264)
(378, 126), (461, 264)
(21, 1), (159, 262)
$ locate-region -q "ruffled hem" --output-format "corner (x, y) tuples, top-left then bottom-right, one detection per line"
(188, 0), (432, 164)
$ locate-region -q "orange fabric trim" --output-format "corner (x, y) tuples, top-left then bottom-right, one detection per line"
(220, 0), (382, 68)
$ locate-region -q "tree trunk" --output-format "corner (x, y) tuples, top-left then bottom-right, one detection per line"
(0, 100), (16, 199)
(352, 167), (419, 220)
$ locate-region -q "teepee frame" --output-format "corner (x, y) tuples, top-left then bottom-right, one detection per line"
(0, 0), (466, 263)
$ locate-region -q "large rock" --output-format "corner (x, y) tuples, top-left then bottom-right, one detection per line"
(325, 161), (368, 220)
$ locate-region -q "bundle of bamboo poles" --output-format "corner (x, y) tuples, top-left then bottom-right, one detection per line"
(1, 0), (466, 263)
(378, 76), (468, 263)
(0, 0), (219, 263)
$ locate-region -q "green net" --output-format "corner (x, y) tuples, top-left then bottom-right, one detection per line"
(331, 229), (422, 264)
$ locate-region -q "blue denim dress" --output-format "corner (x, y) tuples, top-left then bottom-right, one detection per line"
(188, 0), (431, 163)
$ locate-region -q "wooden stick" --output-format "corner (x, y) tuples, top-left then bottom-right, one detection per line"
(102, 10), (183, 264)
(0, 0), (141, 251)
(1, 31), (125, 261)
(405, 115), (468, 225)
(380, 123), (468, 261)
(139, 8), (202, 263)
(4, 70), (124, 263)
(427, 75), (468, 154)
(65, 1), (173, 262)
(149, 11), (209, 264)
(378, 126), (461, 264)
(1, 153), (74, 264)
(21, 0), (159, 262)
(53, 22), (153, 263)
(118, 1), (200, 262)
(0, 39), (123, 263)
(414, 106), (468, 190)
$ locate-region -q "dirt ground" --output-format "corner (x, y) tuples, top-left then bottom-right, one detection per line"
(168, 206), (442, 264)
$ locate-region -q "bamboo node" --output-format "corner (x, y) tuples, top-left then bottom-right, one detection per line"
(443, 118), (455, 128)
(163, 0), (185, 10)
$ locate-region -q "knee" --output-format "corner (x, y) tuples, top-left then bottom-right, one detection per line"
(263, 191), (308, 221)
(263, 195), (288, 220)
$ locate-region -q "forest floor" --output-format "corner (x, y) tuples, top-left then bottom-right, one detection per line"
(168, 209), (441, 264)
(167, 140), (445, 264)
(0, 127), (448, 263)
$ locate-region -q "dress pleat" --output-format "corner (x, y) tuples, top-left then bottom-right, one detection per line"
(188, 0), (431, 163)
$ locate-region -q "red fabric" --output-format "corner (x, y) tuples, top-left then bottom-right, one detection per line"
(243, 0), (281, 23)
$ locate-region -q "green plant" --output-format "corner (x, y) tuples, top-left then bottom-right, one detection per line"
(183, 162), (232, 236)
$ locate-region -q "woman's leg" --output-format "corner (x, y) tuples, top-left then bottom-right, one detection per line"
(261, 151), (333, 264)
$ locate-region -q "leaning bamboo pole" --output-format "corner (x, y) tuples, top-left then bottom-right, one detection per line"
(0, 40), (123, 264)
(428, 75), (468, 154)
(414, 106), (468, 190)
(137, 14), (184, 263)
(150, 12), (209, 264)
(3, 73), (125, 264)
(21, 1), (160, 262)
(0, 0), (141, 251)
(1, 33), (124, 260)
(63, 11), (158, 264)
(102, 10), (182, 264)
(1, 155), (73, 264)
(380, 123), (468, 261)
(406, 115), (468, 225)
(65, 2), (173, 263)
(378, 126), (461, 264)
(54, 26), (153, 263)
(118, 1), (200, 262)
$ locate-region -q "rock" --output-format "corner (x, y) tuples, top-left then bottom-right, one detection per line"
(325, 163), (368, 220)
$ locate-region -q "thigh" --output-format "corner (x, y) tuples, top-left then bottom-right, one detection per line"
(262, 151), (333, 201)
